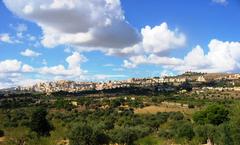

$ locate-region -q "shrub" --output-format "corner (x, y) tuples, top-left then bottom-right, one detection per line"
(176, 122), (195, 140)
(69, 125), (94, 145)
(169, 112), (184, 121)
(158, 129), (174, 139)
(69, 125), (109, 145)
(110, 127), (139, 145)
(29, 107), (53, 136)
(193, 104), (229, 125)
(194, 124), (216, 144)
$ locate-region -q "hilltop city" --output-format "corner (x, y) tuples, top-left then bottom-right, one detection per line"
(10, 72), (240, 94)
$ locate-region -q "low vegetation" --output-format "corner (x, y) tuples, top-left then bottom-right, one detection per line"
(0, 87), (239, 145)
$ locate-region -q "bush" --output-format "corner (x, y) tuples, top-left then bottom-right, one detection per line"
(69, 125), (95, 145)
(156, 112), (169, 124)
(0, 130), (4, 137)
(29, 107), (53, 136)
(69, 125), (109, 145)
(193, 104), (229, 125)
(194, 124), (216, 144)
(176, 122), (195, 140)
(169, 112), (184, 121)
(214, 124), (234, 145)
(158, 129), (174, 139)
(110, 127), (139, 145)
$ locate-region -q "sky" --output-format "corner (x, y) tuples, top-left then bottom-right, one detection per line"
(0, 0), (240, 88)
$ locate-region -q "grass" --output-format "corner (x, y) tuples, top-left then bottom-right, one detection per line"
(135, 135), (164, 145)
(134, 105), (196, 115)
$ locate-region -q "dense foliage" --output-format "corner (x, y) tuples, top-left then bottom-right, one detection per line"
(193, 104), (229, 125)
(29, 107), (53, 136)
(0, 89), (239, 145)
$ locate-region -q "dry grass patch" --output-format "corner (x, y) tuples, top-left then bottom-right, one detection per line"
(0, 137), (5, 143)
(134, 105), (195, 115)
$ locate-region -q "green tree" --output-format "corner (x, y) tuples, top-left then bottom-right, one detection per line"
(169, 112), (184, 121)
(94, 130), (110, 145)
(193, 104), (229, 125)
(69, 125), (109, 145)
(215, 124), (234, 145)
(29, 107), (53, 136)
(111, 128), (138, 145)
(176, 122), (195, 140)
(194, 124), (216, 144)
(229, 102), (240, 144)
(69, 125), (94, 145)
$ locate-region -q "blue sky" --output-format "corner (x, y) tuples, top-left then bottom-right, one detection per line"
(0, 0), (240, 88)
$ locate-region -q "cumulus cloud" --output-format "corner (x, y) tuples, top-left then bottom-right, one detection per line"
(141, 23), (186, 54)
(123, 39), (240, 73)
(108, 22), (186, 56)
(0, 33), (13, 43)
(0, 51), (125, 88)
(0, 59), (23, 89)
(38, 52), (87, 79)
(167, 39), (240, 73)
(20, 49), (41, 57)
(123, 54), (183, 68)
(120, 22), (186, 68)
(0, 74), (45, 89)
(3, 0), (141, 49)
(0, 60), (22, 73)
(66, 52), (87, 69)
(0, 52), (87, 88)
(22, 64), (34, 72)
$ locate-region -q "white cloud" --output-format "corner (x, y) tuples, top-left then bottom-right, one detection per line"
(0, 59), (22, 73)
(0, 60), (23, 89)
(108, 22), (186, 56)
(93, 74), (127, 80)
(212, 0), (227, 5)
(123, 39), (240, 73)
(142, 23), (186, 54)
(38, 52), (87, 79)
(20, 49), (41, 57)
(0, 74), (45, 89)
(123, 60), (137, 68)
(3, 0), (141, 49)
(103, 64), (115, 67)
(0, 52), (89, 88)
(66, 52), (87, 69)
(39, 65), (68, 75)
(22, 64), (34, 72)
(0, 33), (13, 43)
(0, 52), (131, 88)
(123, 54), (183, 68)
(167, 39), (240, 73)
(160, 70), (174, 77)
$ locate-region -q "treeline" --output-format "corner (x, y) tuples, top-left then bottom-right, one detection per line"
(2, 102), (239, 145)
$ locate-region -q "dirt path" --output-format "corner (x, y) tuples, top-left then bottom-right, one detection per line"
(0, 137), (5, 143)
